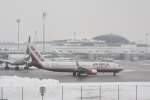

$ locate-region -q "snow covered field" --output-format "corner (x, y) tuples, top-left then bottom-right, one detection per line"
(0, 76), (150, 100)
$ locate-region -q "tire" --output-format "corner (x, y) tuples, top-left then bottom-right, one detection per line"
(113, 72), (116, 76)
(77, 72), (81, 76)
(73, 72), (76, 76)
(15, 66), (19, 70)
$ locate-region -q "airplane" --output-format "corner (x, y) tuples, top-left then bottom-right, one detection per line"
(27, 39), (123, 76)
(1, 54), (30, 70)
(0, 38), (31, 70)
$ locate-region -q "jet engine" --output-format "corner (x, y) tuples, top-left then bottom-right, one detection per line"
(86, 69), (97, 75)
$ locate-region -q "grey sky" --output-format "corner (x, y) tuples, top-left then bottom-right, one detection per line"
(0, 0), (150, 43)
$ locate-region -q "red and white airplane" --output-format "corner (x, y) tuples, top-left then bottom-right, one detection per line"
(28, 39), (123, 76)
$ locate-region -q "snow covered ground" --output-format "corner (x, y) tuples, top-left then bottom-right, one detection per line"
(0, 76), (150, 100)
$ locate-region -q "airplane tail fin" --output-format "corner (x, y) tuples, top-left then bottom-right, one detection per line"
(27, 37), (44, 68)
(24, 36), (31, 61)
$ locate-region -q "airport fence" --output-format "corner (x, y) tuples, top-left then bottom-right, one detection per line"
(0, 84), (150, 100)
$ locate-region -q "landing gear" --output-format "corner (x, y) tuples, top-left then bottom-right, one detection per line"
(113, 72), (116, 76)
(73, 72), (81, 76)
(15, 66), (19, 70)
(73, 72), (76, 76)
(24, 63), (29, 70)
(77, 72), (81, 76)
(5, 62), (9, 70)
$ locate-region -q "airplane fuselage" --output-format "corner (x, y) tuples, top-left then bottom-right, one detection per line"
(31, 61), (123, 74)
(29, 44), (123, 76)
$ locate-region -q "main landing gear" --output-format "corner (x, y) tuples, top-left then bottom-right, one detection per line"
(73, 72), (81, 76)
(15, 65), (19, 70)
(24, 63), (29, 70)
(4, 62), (20, 70)
(4, 62), (30, 70)
(113, 72), (117, 76)
(73, 72), (76, 76)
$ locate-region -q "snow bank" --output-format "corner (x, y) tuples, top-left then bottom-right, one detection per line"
(0, 76), (150, 100)
(0, 76), (59, 87)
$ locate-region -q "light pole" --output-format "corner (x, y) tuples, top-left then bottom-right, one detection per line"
(145, 33), (148, 59)
(40, 86), (46, 100)
(73, 32), (76, 41)
(110, 33), (113, 58)
(1, 87), (3, 99)
(42, 12), (46, 53)
(22, 87), (24, 100)
(16, 19), (20, 50)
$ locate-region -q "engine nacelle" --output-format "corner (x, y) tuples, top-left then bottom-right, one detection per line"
(86, 69), (97, 75)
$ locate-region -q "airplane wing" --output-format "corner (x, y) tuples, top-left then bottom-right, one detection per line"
(76, 61), (97, 75)
(0, 59), (14, 64)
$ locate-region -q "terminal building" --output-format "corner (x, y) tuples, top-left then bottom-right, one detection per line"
(0, 34), (149, 60)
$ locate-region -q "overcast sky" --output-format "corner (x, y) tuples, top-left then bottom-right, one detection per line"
(0, 0), (150, 43)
